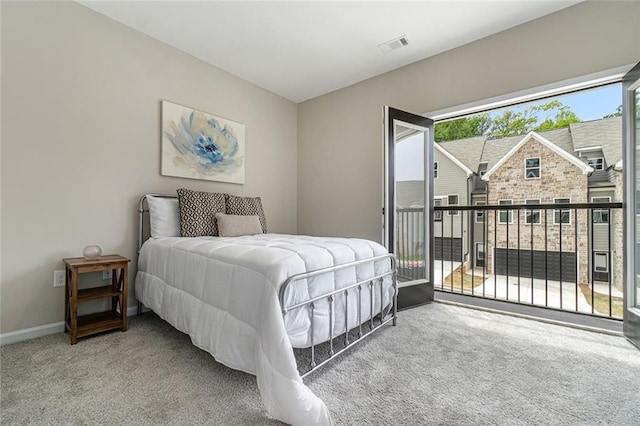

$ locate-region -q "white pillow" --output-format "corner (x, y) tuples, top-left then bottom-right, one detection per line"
(215, 213), (263, 237)
(147, 196), (180, 238)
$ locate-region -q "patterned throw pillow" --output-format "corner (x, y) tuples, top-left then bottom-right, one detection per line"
(177, 188), (226, 237)
(225, 194), (267, 233)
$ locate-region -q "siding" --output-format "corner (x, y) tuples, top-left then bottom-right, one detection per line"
(590, 189), (615, 252)
(434, 148), (469, 240)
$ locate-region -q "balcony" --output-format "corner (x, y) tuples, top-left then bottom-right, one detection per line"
(396, 202), (624, 319)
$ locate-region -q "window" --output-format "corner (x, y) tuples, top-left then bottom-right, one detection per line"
(594, 252), (608, 272)
(434, 198), (443, 221)
(475, 201), (486, 223)
(525, 157), (540, 179)
(478, 162), (488, 177)
(499, 200), (512, 224)
(434, 162), (438, 179)
(525, 199), (541, 224)
(448, 195), (459, 216)
(592, 196), (611, 224)
(554, 198), (571, 224)
(587, 157), (605, 170)
(476, 243), (485, 262)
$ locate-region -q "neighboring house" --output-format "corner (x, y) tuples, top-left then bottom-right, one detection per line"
(481, 131), (593, 286)
(397, 117), (623, 288)
(399, 116), (622, 288)
(396, 143), (474, 264)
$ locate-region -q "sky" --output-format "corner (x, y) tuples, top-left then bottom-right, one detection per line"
(498, 83), (621, 122)
(396, 83), (622, 181)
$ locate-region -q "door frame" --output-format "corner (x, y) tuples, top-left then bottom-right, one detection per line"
(384, 106), (434, 309)
(623, 61), (640, 348)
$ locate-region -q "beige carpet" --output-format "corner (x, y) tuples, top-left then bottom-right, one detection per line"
(2, 303), (639, 425)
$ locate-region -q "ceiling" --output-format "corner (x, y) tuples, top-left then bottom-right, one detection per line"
(80, 1), (580, 103)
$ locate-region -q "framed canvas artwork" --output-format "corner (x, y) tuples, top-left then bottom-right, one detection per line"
(161, 100), (245, 184)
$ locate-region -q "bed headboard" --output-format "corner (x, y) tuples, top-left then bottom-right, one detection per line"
(138, 193), (177, 252)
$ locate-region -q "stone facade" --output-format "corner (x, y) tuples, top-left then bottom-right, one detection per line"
(612, 169), (624, 291)
(485, 136), (590, 285)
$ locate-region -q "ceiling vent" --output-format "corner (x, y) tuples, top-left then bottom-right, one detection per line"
(378, 35), (409, 54)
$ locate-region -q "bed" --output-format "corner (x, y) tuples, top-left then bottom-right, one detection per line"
(135, 193), (397, 425)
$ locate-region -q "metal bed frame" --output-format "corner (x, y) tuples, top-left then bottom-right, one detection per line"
(137, 194), (398, 378)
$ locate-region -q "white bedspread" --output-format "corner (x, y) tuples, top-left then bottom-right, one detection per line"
(135, 234), (394, 426)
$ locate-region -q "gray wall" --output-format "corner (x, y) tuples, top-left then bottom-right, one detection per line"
(1, 2), (298, 333)
(434, 149), (469, 239)
(297, 1), (640, 243)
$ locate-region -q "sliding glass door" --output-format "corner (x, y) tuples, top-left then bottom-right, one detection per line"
(624, 62), (640, 348)
(384, 106), (434, 309)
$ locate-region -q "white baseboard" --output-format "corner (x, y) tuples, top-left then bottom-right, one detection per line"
(0, 305), (142, 346)
(0, 321), (65, 346)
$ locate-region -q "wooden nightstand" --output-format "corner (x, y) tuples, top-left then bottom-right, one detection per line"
(63, 255), (130, 344)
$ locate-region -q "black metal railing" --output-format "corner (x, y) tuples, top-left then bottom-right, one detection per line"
(396, 202), (623, 319)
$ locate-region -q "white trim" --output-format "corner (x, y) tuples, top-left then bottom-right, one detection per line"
(525, 199), (542, 225)
(524, 157), (541, 180)
(482, 131), (593, 181)
(447, 194), (459, 216)
(475, 242), (485, 264)
(424, 64), (633, 120)
(434, 197), (443, 221)
(435, 143), (473, 177)
(0, 306), (140, 346)
(587, 157), (605, 170)
(498, 199), (513, 224)
(594, 252), (609, 273)
(591, 196), (611, 225)
(475, 201), (486, 223)
(592, 196), (612, 202)
(0, 322), (65, 346)
(553, 197), (572, 225)
(575, 146), (603, 152)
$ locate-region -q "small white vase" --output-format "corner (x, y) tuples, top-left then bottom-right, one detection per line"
(82, 245), (102, 260)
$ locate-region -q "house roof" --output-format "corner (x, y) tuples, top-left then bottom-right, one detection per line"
(569, 116), (622, 166)
(482, 131), (593, 181)
(434, 117), (620, 178)
(438, 136), (486, 173)
(435, 143), (474, 177)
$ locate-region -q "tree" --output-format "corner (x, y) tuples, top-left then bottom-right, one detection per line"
(532, 101), (582, 132)
(434, 100), (582, 142)
(434, 114), (491, 142)
(488, 109), (538, 138)
(603, 105), (622, 118)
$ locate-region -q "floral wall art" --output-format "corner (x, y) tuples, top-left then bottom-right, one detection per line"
(161, 101), (245, 184)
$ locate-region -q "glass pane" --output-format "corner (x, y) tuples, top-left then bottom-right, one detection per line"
(635, 88), (640, 308)
(395, 123), (426, 282)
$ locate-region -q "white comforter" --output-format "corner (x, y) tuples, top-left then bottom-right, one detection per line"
(135, 234), (394, 426)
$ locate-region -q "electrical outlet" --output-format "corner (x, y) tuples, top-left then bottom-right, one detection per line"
(53, 270), (65, 287)
(103, 270), (112, 280)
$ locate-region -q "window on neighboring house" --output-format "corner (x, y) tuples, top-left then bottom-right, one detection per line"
(499, 200), (512, 224)
(476, 243), (485, 262)
(448, 195), (459, 216)
(478, 162), (488, 177)
(587, 157), (605, 170)
(554, 198), (571, 224)
(475, 201), (486, 223)
(434, 162), (438, 179)
(525, 199), (541, 224)
(592, 196), (611, 224)
(525, 157), (540, 179)
(594, 252), (608, 272)
(434, 198), (443, 221)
